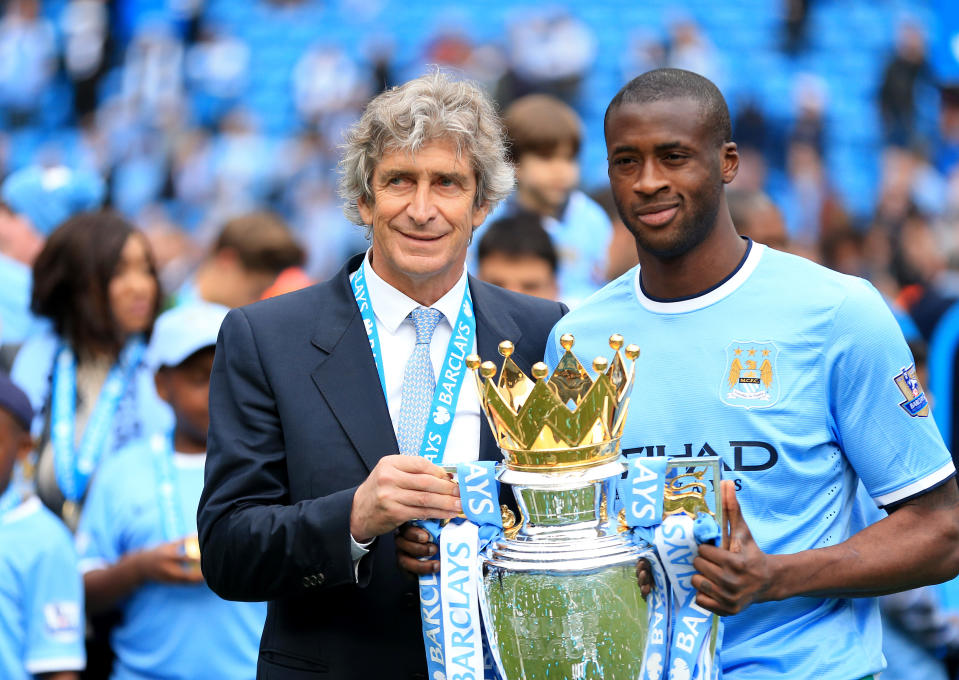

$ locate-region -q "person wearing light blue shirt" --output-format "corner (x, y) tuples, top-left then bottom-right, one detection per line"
(76, 302), (265, 679)
(0, 372), (85, 680)
(549, 68), (959, 680)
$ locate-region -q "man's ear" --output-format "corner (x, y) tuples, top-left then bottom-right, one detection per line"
(720, 142), (739, 185)
(357, 195), (373, 226)
(472, 200), (490, 229)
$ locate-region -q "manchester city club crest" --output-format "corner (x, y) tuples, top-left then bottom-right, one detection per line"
(893, 364), (930, 417)
(720, 341), (781, 409)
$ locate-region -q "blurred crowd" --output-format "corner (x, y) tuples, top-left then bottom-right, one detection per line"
(3, 0), (959, 678)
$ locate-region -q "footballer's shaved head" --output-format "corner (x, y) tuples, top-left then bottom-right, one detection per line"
(605, 68), (732, 146)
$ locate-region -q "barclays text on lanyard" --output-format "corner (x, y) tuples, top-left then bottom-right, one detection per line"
(52, 337), (146, 524)
(351, 260), (492, 680)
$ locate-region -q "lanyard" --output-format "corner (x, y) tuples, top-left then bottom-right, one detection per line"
(350, 258), (476, 465)
(149, 433), (189, 542)
(51, 337), (146, 503)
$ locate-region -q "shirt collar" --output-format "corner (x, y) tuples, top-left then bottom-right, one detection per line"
(361, 250), (468, 333)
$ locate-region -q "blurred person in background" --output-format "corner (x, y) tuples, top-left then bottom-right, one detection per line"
(0, 165), (106, 363)
(779, 139), (850, 252)
(880, 21), (935, 150)
(666, 15), (723, 88)
(0, 0), (56, 127)
(61, 0), (111, 122)
(477, 212), (559, 300)
(0, 372), (85, 680)
(475, 93), (612, 306)
(184, 23), (250, 129)
(891, 210), (959, 342)
(496, 9), (595, 106)
(172, 211), (305, 308)
(76, 303), (265, 680)
(11, 212), (167, 529)
(727, 188), (791, 253)
(292, 43), (370, 137)
(589, 186), (639, 280)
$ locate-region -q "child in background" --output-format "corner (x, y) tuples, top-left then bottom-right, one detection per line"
(477, 212), (560, 301)
(472, 94), (613, 306)
(0, 372), (85, 680)
(76, 303), (265, 679)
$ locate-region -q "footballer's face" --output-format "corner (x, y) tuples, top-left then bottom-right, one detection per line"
(605, 97), (738, 261)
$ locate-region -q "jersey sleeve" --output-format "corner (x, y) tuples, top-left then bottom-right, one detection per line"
(75, 459), (123, 573)
(23, 521), (86, 675)
(825, 279), (954, 507)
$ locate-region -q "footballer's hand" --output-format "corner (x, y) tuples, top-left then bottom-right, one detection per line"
(396, 523), (440, 577)
(135, 541), (205, 585)
(635, 558), (653, 599)
(691, 480), (773, 616)
(350, 455), (461, 543)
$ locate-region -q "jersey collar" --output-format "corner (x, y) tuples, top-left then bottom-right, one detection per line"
(633, 241), (765, 314)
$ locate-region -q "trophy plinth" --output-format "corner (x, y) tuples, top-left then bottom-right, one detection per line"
(468, 336), (649, 680)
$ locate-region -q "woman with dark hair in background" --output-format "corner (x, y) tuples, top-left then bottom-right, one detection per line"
(11, 211), (169, 530)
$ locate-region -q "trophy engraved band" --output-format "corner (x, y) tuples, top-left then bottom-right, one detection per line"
(460, 334), (721, 680)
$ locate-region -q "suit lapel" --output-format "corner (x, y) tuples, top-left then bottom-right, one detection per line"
(311, 255), (398, 472)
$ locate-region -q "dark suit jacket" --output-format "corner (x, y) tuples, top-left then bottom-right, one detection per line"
(198, 253), (566, 680)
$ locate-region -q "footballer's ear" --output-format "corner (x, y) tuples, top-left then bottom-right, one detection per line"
(721, 142), (739, 185)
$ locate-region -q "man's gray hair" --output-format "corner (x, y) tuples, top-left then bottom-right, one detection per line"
(338, 71), (514, 231)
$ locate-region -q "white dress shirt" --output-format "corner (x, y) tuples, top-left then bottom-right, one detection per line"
(359, 253), (482, 459)
(349, 252), (482, 570)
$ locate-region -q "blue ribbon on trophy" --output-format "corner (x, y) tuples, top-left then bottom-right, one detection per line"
(619, 456), (723, 680)
(455, 461), (504, 680)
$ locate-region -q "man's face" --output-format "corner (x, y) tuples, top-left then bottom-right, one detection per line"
(359, 138), (488, 292)
(154, 349), (214, 447)
(605, 98), (738, 260)
(478, 253), (558, 300)
(515, 142), (579, 217)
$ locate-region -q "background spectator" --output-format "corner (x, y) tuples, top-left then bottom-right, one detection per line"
(477, 212), (559, 301)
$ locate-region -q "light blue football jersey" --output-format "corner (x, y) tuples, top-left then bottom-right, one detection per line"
(547, 241), (955, 680)
(76, 443), (266, 680)
(0, 489), (85, 679)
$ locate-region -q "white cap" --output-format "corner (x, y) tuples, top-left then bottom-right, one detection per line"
(147, 301), (229, 369)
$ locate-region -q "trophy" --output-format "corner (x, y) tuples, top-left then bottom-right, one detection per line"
(464, 334), (721, 680)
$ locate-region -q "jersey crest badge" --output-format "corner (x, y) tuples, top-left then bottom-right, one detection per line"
(720, 341), (780, 409)
(894, 364), (930, 417)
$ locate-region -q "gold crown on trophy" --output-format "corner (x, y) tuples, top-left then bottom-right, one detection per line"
(465, 334), (639, 472)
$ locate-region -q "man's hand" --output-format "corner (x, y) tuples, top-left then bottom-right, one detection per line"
(396, 523), (439, 576)
(691, 480), (773, 616)
(350, 455), (461, 543)
(134, 541), (205, 585)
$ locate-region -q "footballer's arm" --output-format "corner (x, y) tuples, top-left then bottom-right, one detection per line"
(687, 479), (959, 616)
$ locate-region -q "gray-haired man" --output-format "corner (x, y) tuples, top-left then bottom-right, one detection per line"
(197, 72), (566, 679)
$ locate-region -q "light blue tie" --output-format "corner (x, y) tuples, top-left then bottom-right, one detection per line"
(396, 306), (444, 456)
